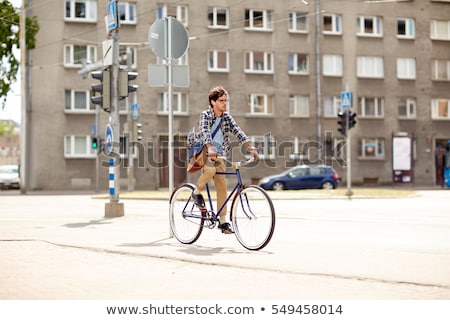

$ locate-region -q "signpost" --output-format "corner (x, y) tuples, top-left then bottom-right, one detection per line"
(341, 89), (353, 197)
(148, 17), (190, 194)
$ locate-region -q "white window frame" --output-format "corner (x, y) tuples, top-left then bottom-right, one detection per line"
(357, 56), (384, 78)
(64, 135), (95, 158)
(245, 9), (273, 31)
(244, 51), (274, 74)
(357, 16), (383, 37)
(323, 14), (342, 35)
(397, 58), (416, 80)
(64, 0), (97, 22)
(359, 97), (384, 118)
(398, 98), (416, 119)
(431, 59), (450, 81)
(430, 20), (450, 41)
(323, 96), (341, 118)
(250, 135), (276, 160)
(157, 4), (188, 26)
(64, 44), (97, 67)
(288, 11), (308, 33)
(118, 2), (137, 24)
(208, 7), (229, 29)
(431, 99), (450, 120)
(323, 54), (343, 77)
(397, 18), (415, 39)
(248, 94), (273, 116)
(119, 45), (138, 70)
(289, 95), (309, 118)
(64, 89), (93, 112)
(289, 137), (309, 160)
(157, 92), (189, 115)
(288, 53), (309, 75)
(359, 138), (385, 159)
(208, 50), (229, 72)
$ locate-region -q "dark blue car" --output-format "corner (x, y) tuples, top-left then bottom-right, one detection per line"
(259, 165), (340, 191)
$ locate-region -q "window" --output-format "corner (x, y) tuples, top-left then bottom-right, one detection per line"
(289, 95), (309, 117)
(289, 137), (310, 160)
(359, 97), (384, 117)
(430, 20), (450, 40)
(397, 58), (416, 79)
(398, 98), (416, 118)
(357, 56), (384, 78)
(157, 4), (188, 26)
(323, 96), (341, 117)
(65, 0), (97, 22)
(248, 94), (273, 115)
(119, 45), (137, 69)
(431, 59), (450, 81)
(208, 7), (228, 29)
(118, 2), (136, 24)
(157, 92), (188, 114)
(64, 90), (93, 112)
(64, 44), (97, 67)
(288, 12), (308, 33)
(359, 138), (385, 159)
(323, 14), (341, 35)
(357, 16), (383, 37)
(288, 53), (308, 74)
(323, 55), (343, 76)
(244, 51), (274, 73)
(64, 135), (95, 158)
(397, 18), (415, 39)
(208, 50), (229, 72)
(245, 9), (273, 31)
(431, 99), (450, 119)
(250, 135), (276, 160)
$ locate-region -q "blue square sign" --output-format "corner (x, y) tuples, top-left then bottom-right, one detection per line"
(107, 1), (118, 31)
(341, 91), (351, 109)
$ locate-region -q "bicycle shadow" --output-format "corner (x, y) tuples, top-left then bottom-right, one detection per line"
(118, 238), (274, 256)
(62, 219), (112, 228)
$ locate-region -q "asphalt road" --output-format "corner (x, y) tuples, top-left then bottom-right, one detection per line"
(1, 190), (450, 301)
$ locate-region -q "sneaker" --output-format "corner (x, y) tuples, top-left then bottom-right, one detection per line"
(218, 222), (234, 234)
(191, 193), (205, 208)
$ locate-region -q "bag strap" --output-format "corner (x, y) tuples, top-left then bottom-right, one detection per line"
(211, 117), (223, 139)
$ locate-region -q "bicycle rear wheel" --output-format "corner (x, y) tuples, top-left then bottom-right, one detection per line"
(169, 183), (204, 244)
(230, 185), (275, 250)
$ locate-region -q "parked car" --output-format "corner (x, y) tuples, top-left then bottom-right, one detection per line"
(259, 165), (339, 191)
(0, 165), (20, 190)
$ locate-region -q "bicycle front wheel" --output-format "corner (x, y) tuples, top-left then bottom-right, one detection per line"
(169, 183), (204, 244)
(230, 185), (275, 250)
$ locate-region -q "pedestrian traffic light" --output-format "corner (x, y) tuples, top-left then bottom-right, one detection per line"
(91, 136), (98, 149)
(119, 70), (138, 98)
(91, 69), (111, 112)
(337, 111), (347, 136)
(348, 111), (357, 129)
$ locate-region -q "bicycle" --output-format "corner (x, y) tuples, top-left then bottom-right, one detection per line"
(169, 157), (276, 250)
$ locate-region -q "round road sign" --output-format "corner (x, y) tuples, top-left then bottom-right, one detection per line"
(148, 17), (189, 60)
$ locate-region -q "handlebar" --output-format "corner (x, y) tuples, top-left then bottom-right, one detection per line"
(215, 155), (256, 168)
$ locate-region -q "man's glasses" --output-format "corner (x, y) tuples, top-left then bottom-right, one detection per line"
(217, 98), (229, 103)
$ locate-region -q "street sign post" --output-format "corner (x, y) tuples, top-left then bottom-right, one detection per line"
(341, 91), (351, 109)
(105, 123), (113, 155)
(107, 1), (118, 31)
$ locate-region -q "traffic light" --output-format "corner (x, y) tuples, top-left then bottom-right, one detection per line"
(91, 136), (98, 149)
(119, 70), (138, 98)
(134, 122), (143, 142)
(348, 111), (357, 129)
(337, 111), (347, 136)
(91, 69), (111, 112)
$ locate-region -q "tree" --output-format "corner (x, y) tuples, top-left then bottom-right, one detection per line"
(0, 0), (39, 108)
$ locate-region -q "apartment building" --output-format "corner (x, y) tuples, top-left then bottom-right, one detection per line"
(24, 0), (450, 191)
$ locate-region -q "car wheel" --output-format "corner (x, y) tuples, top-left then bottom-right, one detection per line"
(321, 181), (334, 190)
(273, 182), (284, 191)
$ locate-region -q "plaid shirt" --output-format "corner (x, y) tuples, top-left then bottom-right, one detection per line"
(198, 108), (249, 156)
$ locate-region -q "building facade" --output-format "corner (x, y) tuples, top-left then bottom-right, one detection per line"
(24, 0), (450, 191)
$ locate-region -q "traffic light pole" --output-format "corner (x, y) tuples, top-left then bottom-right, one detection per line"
(346, 111), (353, 198)
(104, 20), (125, 217)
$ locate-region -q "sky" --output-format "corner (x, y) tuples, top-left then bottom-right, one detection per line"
(0, 0), (22, 124)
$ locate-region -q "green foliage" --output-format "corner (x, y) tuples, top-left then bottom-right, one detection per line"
(0, 0), (39, 108)
(0, 121), (16, 136)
